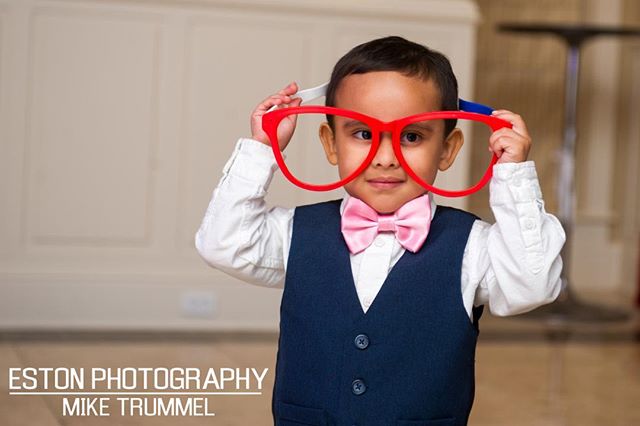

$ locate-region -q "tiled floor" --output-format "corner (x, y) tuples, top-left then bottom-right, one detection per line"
(2, 298), (639, 426)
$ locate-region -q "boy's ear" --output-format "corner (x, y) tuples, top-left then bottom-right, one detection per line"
(319, 122), (338, 165)
(438, 128), (464, 171)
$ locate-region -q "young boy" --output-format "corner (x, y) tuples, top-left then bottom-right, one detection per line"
(195, 36), (565, 425)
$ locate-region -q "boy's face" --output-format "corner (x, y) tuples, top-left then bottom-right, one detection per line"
(319, 71), (464, 214)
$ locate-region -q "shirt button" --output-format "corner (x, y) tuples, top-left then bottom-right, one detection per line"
(354, 334), (369, 350)
(363, 297), (372, 308)
(525, 218), (535, 230)
(513, 177), (522, 187)
(351, 378), (366, 395)
(374, 238), (385, 247)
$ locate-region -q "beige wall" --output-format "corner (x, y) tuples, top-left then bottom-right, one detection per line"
(0, 0), (480, 329)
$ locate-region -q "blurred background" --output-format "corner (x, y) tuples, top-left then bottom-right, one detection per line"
(0, 0), (639, 424)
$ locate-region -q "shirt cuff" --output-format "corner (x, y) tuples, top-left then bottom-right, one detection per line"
(222, 137), (286, 189)
(489, 160), (543, 205)
(490, 160), (546, 254)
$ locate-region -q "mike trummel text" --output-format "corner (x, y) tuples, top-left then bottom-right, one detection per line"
(8, 367), (269, 417)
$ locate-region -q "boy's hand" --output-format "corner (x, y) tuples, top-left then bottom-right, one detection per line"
(250, 81), (303, 150)
(488, 110), (532, 163)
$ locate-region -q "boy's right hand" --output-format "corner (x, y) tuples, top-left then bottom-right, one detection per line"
(250, 81), (303, 151)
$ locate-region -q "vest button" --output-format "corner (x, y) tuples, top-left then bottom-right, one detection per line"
(354, 334), (369, 349)
(351, 378), (366, 395)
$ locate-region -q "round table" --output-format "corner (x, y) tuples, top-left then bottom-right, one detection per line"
(497, 23), (640, 323)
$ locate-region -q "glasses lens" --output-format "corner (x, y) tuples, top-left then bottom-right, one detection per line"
(400, 117), (494, 193)
(276, 111), (373, 188)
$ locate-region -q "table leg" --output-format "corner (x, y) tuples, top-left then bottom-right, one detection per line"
(517, 42), (629, 323)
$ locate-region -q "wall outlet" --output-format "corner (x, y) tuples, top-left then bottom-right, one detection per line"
(180, 290), (216, 318)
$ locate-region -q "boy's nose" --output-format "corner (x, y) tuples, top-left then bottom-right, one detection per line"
(372, 132), (399, 168)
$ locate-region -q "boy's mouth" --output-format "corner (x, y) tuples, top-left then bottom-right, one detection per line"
(367, 176), (404, 189)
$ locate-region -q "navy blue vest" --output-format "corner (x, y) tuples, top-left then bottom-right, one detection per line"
(272, 198), (484, 426)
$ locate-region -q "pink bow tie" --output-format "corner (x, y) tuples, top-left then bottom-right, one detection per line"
(340, 195), (432, 254)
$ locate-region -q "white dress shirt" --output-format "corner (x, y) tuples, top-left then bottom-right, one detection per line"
(195, 138), (566, 324)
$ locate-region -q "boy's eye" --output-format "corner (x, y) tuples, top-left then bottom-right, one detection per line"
(401, 132), (423, 144)
(353, 130), (372, 141)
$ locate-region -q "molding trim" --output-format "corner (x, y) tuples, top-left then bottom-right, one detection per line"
(50, 0), (480, 23)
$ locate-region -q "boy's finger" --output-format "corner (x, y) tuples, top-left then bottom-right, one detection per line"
(279, 81), (298, 95)
(259, 94), (281, 107)
(488, 133), (513, 156)
(259, 95), (290, 110)
(491, 111), (528, 136)
(489, 128), (515, 146)
(261, 86), (294, 104)
(275, 97), (301, 110)
(270, 94), (291, 102)
(489, 127), (511, 141)
(283, 98), (304, 120)
(273, 95), (292, 104)
(491, 110), (518, 120)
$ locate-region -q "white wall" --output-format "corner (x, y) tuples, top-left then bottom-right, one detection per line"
(0, 0), (480, 329)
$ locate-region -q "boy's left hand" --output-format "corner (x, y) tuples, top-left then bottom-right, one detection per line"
(488, 110), (532, 164)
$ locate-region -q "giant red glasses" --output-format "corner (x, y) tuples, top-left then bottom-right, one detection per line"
(262, 83), (511, 197)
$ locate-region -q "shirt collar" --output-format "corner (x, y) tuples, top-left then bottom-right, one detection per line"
(339, 192), (437, 220)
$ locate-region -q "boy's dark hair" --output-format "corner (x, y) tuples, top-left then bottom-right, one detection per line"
(325, 35), (458, 137)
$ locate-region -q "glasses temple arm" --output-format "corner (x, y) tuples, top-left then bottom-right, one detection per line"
(266, 82), (495, 116)
(457, 98), (494, 115)
(266, 82), (329, 113)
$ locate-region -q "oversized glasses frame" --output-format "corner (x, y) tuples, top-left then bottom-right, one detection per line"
(261, 82), (512, 197)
